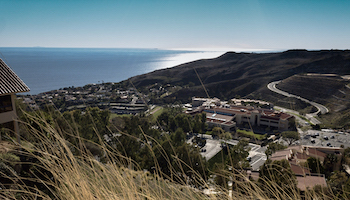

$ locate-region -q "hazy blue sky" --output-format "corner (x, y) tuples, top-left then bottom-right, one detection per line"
(1, 0), (349, 51)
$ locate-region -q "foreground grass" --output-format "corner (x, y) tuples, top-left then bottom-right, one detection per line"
(0, 111), (338, 199)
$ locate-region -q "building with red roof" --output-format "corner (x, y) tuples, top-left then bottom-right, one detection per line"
(267, 145), (344, 191)
(189, 98), (294, 131)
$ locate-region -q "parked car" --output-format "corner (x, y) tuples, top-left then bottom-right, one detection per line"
(324, 136), (329, 140)
(327, 143), (331, 146)
(311, 139), (315, 143)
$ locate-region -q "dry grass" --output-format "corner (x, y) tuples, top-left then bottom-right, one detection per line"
(0, 111), (338, 199)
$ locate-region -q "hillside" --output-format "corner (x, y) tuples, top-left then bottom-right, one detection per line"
(126, 50), (350, 103)
(276, 74), (350, 128)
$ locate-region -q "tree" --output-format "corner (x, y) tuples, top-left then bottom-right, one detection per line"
(171, 128), (186, 147)
(227, 140), (250, 169)
(212, 127), (224, 139)
(220, 131), (232, 150)
(174, 114), (191, 133)
(306, 157), (324, 174)
(281, 131), (300, 146)
(220, 132), (232, 141)
(200, 112), (207, 132)
(193, 113), (207, 133)
(288, 118), (297, 130)
(225, 139), (250, 191)
(193, 114), (202, 133)
(265, 142), (287, 158)
(213, 163), (230, 188)
(328, 171), (350, 198)
(259, 159), (298, 199)
(173, 143), (208, 186)
(342, 147), (350, 165)
(324, 154), (338, 178)
(311, 124), (321, 130)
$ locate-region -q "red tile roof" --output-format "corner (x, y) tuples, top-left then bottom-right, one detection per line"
(306, 148), (327, 158)
(260, 109), (293, 120)
(296, 153), (310, 160)
(270, 149), (292, 160)
(290, 163), (310, 175)
(0, 59), (30, 95)
(296, 175), (327, 191)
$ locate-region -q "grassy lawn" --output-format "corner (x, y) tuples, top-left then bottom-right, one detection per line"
(236, 129), (266, 140)
(150, 106), (163, 122)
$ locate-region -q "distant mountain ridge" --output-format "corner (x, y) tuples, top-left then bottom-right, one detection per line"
(126, 49), (350, 102)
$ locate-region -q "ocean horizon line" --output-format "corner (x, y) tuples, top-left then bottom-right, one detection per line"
(0, 46), (284, 53)
(0, 48), (225, 95)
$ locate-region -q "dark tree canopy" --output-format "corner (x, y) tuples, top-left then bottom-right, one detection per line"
(281, 131), (300, 146)
(259, 159), (298, 199)
(306, 157), (324, 174)
(265, 142), (287, 158)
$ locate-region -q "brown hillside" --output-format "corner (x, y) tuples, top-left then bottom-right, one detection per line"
(126, 50), (350, 103)
(275, 74), (350, 128)
(277, 74), (350, 108)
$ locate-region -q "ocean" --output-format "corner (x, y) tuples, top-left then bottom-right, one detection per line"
(0, 48), (224, 94)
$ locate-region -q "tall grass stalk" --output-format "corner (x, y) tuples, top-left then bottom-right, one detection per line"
(0, 110), (337, 199)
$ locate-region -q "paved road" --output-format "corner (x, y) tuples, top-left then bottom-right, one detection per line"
(274, 106), (320, 130)
(267, 81), (329, 115)
(267, 81), (328, 125)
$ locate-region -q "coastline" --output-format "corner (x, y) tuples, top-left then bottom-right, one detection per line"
(0, 48), (224, 95)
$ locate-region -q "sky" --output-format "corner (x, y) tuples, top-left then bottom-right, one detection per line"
(1, 0), (350, 51)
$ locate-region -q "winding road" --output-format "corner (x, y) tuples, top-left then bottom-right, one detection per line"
(267, 81), (329, 124)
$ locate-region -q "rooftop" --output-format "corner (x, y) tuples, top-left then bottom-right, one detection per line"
(204, 105), (293, 120)
(290, 162), (310, 175)
(270, 149), (292, 161)
(206, 113), (235, 122)
(296, 175), (327, 191)
(0, 59), (30, 95)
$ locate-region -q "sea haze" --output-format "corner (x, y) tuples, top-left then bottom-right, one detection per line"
(0, 47), (223, 94)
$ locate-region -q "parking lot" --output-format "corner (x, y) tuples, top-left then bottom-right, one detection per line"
(200, 139), (222, 160)
(300, 130), (350, 148)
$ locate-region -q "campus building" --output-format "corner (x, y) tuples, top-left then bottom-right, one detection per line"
(189, 97), (294, 131)
(266, 145), (344, 191)
(0, 59), (30, 143)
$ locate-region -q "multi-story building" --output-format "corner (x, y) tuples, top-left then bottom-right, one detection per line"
(0, 59), (30, 143)
(189, 97), (295, 131)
